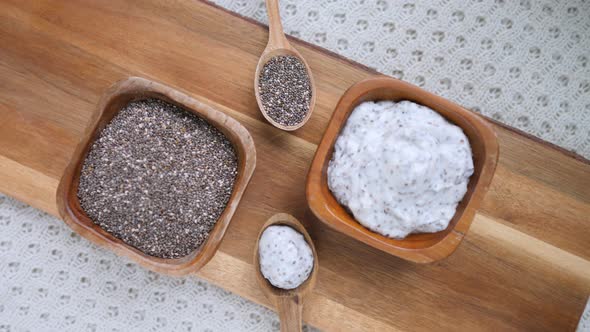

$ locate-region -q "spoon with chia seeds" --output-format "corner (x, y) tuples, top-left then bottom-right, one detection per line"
(254, 0), (316, 131)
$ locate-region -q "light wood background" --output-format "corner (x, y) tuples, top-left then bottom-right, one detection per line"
(1, 1), (589, 331)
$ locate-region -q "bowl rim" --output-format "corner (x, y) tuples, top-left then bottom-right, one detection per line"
(306, 76), (499, 263)
(56, 76), (256, 275)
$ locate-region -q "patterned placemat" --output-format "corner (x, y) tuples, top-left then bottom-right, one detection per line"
(580, 299), (590, 331)
(0, 194), (318, 331)
(212, 0), (590, 159)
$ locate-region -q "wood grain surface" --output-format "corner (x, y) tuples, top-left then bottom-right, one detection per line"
(1, 1), (589, 331)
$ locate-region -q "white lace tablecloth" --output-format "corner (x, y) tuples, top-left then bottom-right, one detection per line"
(0, 195), (315, 332)
(213, 0), (590, 159)
(1, 0), (590, 331)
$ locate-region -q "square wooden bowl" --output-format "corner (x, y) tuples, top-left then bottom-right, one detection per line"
(306, 76), (499, 263)
(56, 77), (256, 275)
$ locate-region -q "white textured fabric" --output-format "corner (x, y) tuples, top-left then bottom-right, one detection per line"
(579, 298), (590, 331)
(211, 0), (590, 158)
(0, 194), (317, 332)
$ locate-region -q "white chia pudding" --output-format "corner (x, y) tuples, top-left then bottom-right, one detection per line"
(258, 225), (314, 290)
(328, 100), (474, 239)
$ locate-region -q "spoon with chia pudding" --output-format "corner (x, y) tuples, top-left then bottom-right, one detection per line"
(254, 213), (318, 332)
(254, 0), (316, 131)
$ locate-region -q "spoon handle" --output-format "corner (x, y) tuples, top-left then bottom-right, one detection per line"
(277, 295), (303, 332)
(265, 0), (289, 50)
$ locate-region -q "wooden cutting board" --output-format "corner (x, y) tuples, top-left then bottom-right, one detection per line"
(1, 1), (589, 330)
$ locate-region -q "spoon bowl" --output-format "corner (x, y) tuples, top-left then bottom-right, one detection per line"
(254, 213), (319, 332)
(254, 0), (316, 131)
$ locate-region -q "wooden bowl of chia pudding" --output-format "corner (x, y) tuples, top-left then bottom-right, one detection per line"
(306, 76), (499, 263)
(57, 77), (256, 275)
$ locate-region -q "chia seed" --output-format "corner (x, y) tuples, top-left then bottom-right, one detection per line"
(77, 98), (238, 259)
(258, 55), (312, 127)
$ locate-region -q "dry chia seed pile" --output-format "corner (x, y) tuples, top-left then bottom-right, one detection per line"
(258, 55), (312, 127)
(78, 98), (238, 259)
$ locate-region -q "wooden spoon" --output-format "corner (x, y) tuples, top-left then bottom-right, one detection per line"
(254, 0), (316, 131)
(254, 213), (319, 332)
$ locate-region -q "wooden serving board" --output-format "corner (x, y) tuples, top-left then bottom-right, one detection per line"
(1, 1), (589, 331)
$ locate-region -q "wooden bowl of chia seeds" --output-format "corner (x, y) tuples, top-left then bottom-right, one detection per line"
(56, 77), (256, 275)
(306, 76), (499, 263)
